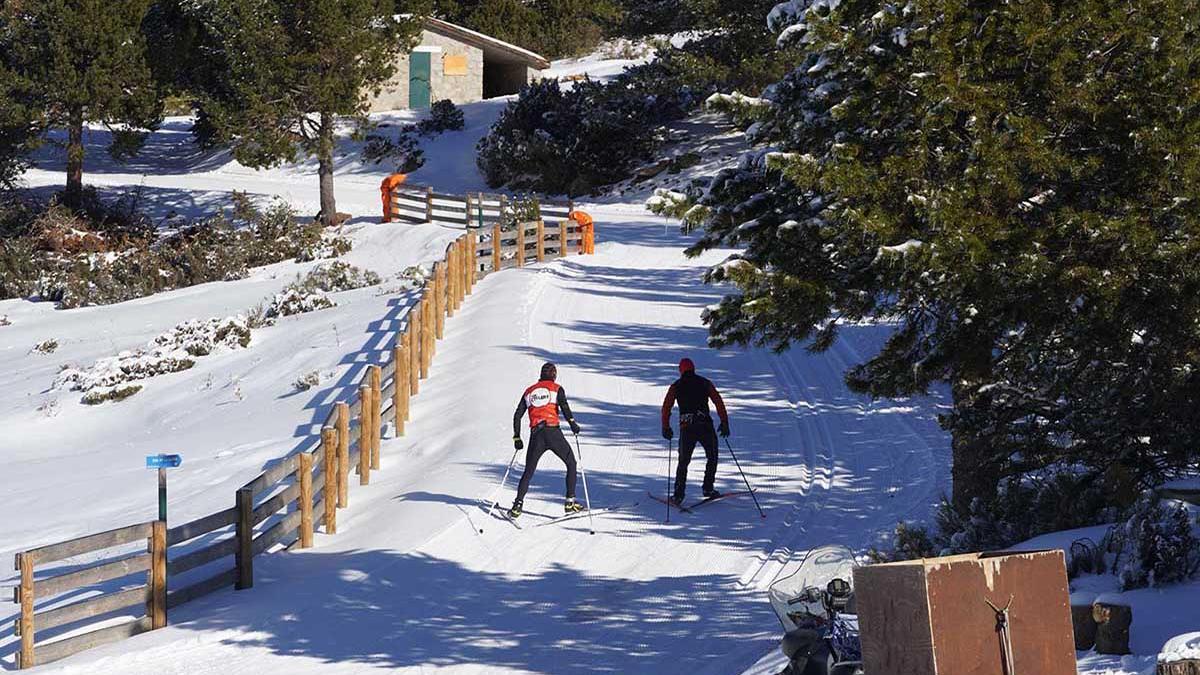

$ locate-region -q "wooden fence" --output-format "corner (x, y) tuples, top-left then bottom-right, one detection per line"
(388, 183), (574, 229)
(9, 216), (596, 669)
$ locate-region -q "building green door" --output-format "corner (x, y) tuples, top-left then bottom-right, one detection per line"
(409, 52), (431, 109)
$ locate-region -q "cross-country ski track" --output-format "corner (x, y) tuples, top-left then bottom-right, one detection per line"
(18, 204), (950, 674)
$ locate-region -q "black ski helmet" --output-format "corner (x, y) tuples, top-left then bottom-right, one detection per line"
(540, 362), (558, 381)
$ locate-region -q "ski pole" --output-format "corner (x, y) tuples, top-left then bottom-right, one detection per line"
(723, 437), (766, 519)
(574, 433), (596, 535)
(665, 437), (673, 524)
(481, 445), (521, 532)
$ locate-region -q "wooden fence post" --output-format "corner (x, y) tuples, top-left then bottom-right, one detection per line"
(394, 344), (408, 435)
(298, 453), (313, 549)
(358, 385), (371, 484)
(435, 264), (446, 339)
(454, 239), (464, 309)
(559, 221), (568, 258)
(447, 245), (458, 316)
(335, 402), (349, 508)
(16, 552), (34, 669)
(464, 193), (473, 228)
(150, 521), (167, 629)
(425, 186), (434, 223)
(467, 232), (477, 292)
(370, 365), (382, 470)
(420, 294), (432, 378)
(516, 222), (525, 268)
(536, 219), (545, 262)
(492, 224), (502, 273)
(322, 427), (337, 533)
(235, 487), (254, 590)
(408, 308), (420, 394)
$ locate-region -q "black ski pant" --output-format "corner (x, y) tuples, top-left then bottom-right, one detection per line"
(675, 422), (718, 498)
(515, 425), (577, 502)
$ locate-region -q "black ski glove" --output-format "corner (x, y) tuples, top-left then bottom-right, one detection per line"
(569, 418), (581, 435)
(662, 427), (673, 440)
(718, 421), (730, 438)
(513, 436), (524, 450)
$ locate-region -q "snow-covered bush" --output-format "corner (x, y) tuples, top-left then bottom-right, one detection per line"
(0, 192), (334, 309)
(293, 371), (322, 391)
(31, 339), (58, 354)
(265, 262), (380, 319)
(82, 385), (143, 406)
(418, 100), (465, 135)
(0, 314), (10, 326)
(267, 288), (336, 319)
(55, 316), (253, 401)
(1113, 493), (1200, 590)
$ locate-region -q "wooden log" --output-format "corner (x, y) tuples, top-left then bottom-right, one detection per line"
(24, 522), (154, 566)
(492, 224), (502, 274)
(33, 616), (152, 667)
(468, 232), (477, 290)
(251, 510), (301, 556)
(370, 365), (382, 470)
(149, 521), (167, 629)
(166, 508), (237, 547)
(1094, 601), (1132, 655)
(536, 219), (545, 262)
(464, 193), (473, 228)
(335, 402), (350, 508)
(559, 221), (568, 257)
(409, 302), (421, 392)
(17, 552), (34, 669)
(434, 263), (446, 339)
(166, 567), (235, 610)
(394, 345), (408, 435)
(35, 586), (145, 632)
(167, 537), (236, 577)
(425, 186), (434, 222)
(420, 294), (432, 378)
(235, 488), (254, 590)
(35, 553), (151, 599)
(358, 385), (371, 485)
(297, 453), (313, 549)
(321, 427), (337, 534)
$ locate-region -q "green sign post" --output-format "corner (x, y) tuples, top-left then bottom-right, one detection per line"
(146, 454), (183, 522)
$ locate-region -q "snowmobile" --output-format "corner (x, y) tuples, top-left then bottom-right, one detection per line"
(767, 545), (864, 675)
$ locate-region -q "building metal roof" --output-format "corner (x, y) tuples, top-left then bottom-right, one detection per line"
(423, 17), (551, 70)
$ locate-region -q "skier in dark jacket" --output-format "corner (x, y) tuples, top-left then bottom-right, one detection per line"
(510, 362), (583, 518)
(661, 358), (729, 505)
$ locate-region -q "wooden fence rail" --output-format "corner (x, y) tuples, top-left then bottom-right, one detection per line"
(9, 208), (598, 669)
(388, 183), (576, 231)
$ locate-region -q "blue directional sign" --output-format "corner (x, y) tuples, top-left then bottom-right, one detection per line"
(146, 454), (183, 469)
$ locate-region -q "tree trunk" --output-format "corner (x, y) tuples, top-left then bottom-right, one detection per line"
(64, 105), (85, 210)
(317, 112), (336, 227)
(949, 346), (999, 512)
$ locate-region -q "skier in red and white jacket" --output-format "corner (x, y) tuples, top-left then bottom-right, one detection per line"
(661, 358), (730, 505)
(510, 362), (582, 518)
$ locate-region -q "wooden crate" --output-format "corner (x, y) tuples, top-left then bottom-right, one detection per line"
(854, 550), (1076, 675)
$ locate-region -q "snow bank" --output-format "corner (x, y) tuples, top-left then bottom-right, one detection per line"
(1161, 633), (1200, 663)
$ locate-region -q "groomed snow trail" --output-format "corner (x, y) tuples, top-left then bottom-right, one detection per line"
(25, 206), (948, 674)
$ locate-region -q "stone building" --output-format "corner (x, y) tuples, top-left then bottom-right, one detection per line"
(368, 18), (550, 112)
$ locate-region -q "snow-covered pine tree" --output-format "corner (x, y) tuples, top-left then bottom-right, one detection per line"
(179, 0), (429, 226)
(0, 0), (163, 208)
(691, 0), (1200, 512)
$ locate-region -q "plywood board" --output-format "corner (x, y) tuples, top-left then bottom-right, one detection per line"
(444, 54), (468, 76)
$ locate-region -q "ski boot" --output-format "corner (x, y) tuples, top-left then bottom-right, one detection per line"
(669, 493), (685, 507)
(508, 499), (523, 519)
(564, 498), (584, 514)
(702, 488), (722, 499)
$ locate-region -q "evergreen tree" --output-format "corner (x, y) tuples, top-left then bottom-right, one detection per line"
(0, 58), (38, 190)
(0, 0), (163, 208)
(690, 0), (1200, 510)
(182, 0), (428, 226)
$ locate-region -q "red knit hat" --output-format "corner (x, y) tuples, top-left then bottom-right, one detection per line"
(678, 358), (695, 374)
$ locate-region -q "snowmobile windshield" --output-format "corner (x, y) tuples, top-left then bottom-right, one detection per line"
(767, 545), (858, 632)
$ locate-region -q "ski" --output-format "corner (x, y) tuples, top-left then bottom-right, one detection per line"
(685, 489), (753, 511)
(495, 509), (523, 530)
(648, 491), (693, 513)
(531, 502), (640, 528)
